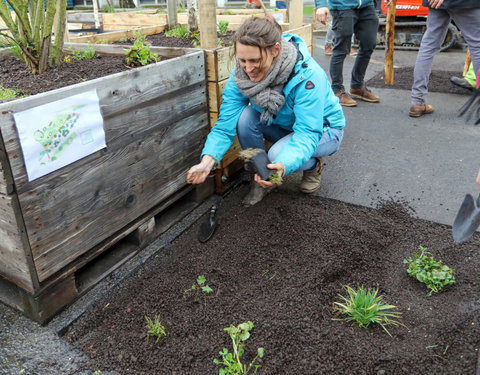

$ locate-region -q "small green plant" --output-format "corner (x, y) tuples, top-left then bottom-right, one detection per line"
(214, 321), (264, 375)
(217, 20), (229, 36)
(0, 86), (26, 100)
(184, 275), (213, 303)
(145, 314), (166, 342)
(1, 37), (23, 60)
(124, 33), (160, 67)
(404, 245), (456, 296)
(333, 285), (402, 337)
(165, 24), (189, 38)
(118, 36), (130, 43)
(101, 4), (115, 12)
(268, 171), (283, 185)
(70, 43), (97, 61)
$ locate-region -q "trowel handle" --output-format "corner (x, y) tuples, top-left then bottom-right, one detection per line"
(209, 205), (217, 225)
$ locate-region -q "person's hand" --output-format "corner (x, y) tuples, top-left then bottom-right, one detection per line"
(186, 155), (216, 185)
(384, 0), (394, 8)
(253, 162), (285, 188)
(476, 168), (480, 187)
(315, 7), (329, 25)
(428, 0), (444, 8)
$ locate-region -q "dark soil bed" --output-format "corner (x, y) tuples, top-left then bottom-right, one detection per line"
(366, 66), (471, 95)
(65, 185), (480, 375)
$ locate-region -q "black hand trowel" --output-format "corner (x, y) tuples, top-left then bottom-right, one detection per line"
(198, 205), (217, 243)
(452, 193), (480, 243)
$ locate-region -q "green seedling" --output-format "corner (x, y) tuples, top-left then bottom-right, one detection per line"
(268, 171), (282, 185)
(0, 86), (26, 100)
(145, 314), (166, 342)
(404, 245), (456, 296)
(184, 275), (213, 303)
(214, 321), (264, 375)
(124, 32), (160, 67)
(165, 24), (189, 38)
(101, 4), (115, 12)
(69, 43), (97, 61)
(217, 20), (229, 36)
(333, 285), (402, 337)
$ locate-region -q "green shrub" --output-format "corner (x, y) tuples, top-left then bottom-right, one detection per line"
(404, 246), (456, 296)
(124, 33), (160, 67)
(165, 25), (189, 39)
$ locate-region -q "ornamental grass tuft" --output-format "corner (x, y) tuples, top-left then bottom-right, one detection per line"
(333, 285), (402, 337)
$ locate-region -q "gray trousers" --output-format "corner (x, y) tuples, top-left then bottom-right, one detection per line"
(411, 7), (480, 105)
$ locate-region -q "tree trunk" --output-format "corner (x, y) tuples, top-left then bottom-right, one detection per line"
(187, 0), (198, 32)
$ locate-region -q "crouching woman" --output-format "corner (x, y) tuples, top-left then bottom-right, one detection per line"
(186, 16), (346, 206)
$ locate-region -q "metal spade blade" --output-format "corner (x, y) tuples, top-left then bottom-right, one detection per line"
(452, 193), (480, 243)
(198, 205), (217, 243)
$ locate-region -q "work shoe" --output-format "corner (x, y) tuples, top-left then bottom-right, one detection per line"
(242, 180), (272, 206)
(324, 43), (333, 56)
(450, 76), (474, 91)
(349, 87), (380, 103)
(409, 103), (434, 117)
(335, 91), (358, 107)
(299, 158), (324, 194)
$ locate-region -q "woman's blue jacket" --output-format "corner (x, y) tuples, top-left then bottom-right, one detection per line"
(201, 33), (345, 176)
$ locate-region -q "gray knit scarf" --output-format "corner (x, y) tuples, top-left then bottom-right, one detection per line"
(233, 39), (298, 125)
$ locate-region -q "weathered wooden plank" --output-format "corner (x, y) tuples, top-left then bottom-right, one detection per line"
(177, 11), (286, 26)
(67, 12), (103, 24)
(286, 24), (313, 46)
(206, 47), (234, 82)
(0, 131), (13, 194)
(207, 78), (228, 113)
(0, 193), (36, 293)
(69, 25), (168, 44)
(102, 13), (168, 30)
(31, 110), (208, 281)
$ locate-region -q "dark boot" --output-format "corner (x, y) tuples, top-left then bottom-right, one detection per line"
(299, 158), (324, 193)
(242, 180), (272, 206)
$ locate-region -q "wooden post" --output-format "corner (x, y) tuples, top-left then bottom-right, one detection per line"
(463, 49), (471, 77)
(198, 0), (217, 49)
(289, 0), (303, 29)
(167, 0), (178, 28)
(384, 0), (396, 85)
(92, 0), (101, 29)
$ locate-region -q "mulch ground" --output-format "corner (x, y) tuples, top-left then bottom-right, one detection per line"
(366, 66), (472, 95)
(65, 185), (480, 375)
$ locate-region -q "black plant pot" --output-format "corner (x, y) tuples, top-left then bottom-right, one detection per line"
(247, 149), (275, 181)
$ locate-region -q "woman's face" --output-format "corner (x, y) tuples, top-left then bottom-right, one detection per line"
(236, 42), (281, 82)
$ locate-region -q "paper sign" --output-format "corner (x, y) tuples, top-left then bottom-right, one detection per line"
(13, 89), (106, 182)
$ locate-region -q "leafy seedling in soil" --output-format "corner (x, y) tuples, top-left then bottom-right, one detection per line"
(124, 32), (160, 67)
(145, 314), (166, 342)
(214, 321), (264, 375)
(217, 20), (229, 36)
(333, 285), (403, 337)
(239, 148), (282, 184)
(184, 275), (213, 303)
(404, 245), (456, 296)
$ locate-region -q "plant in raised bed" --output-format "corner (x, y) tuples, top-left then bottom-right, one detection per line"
(67, 43), (97, 61)
(217, 20), (230, 36)
(0, 86), (26, 100)
(184, 275), (213, 303)
(404, 245), (456, 296)
(214, 321), (264, 375)
(145, 314), (166, 342)
(165, 25), (190, 39)
(124, 32), (161, 67)
(0, 0), (67, 74)
(333, 285), (402, 337)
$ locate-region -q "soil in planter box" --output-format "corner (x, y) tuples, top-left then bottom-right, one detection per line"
(114, 31), (236, 49)
(65, 184), (480, 375)
(0, 55), (130, 97)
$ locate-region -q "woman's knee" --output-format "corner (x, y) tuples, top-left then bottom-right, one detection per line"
(237, 106), (260, 137)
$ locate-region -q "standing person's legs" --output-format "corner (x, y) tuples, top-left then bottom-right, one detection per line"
(350, 6), (378, 90)
(450, 8), (480, 79)
(329, 9), (354, 94)
(325, 23), (334, 55)
(411, 8), (451, 106)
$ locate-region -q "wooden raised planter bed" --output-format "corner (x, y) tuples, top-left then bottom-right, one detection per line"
(0, 44), (209, 323)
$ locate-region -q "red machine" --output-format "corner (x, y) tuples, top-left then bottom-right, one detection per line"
(376, 0), (460, 51)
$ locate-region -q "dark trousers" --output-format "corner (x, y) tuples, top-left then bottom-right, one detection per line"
(330, 6), (379, 93)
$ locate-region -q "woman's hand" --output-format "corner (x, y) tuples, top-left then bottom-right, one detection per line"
(186, 155), (216, 185)
(254, 162), (285, 188)
(476, 168), (480, 187)
(315, 7), (329, 25)
(428, 0), (444, 8)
